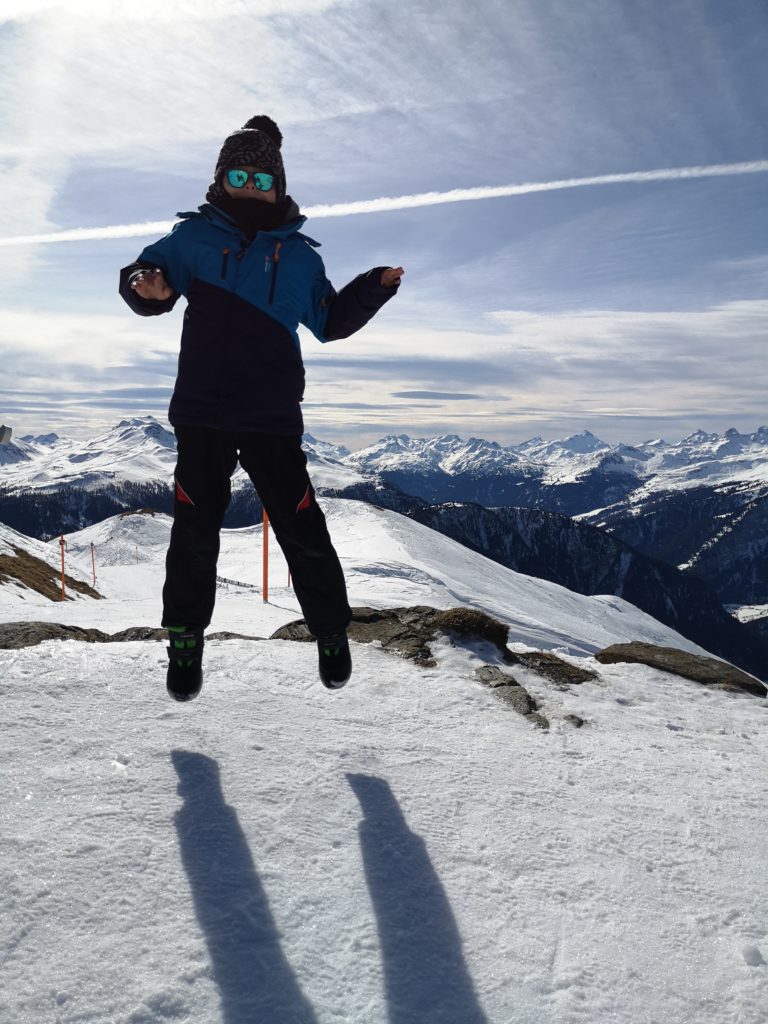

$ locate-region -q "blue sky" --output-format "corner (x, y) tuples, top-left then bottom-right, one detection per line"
(0, 0), (767, 448)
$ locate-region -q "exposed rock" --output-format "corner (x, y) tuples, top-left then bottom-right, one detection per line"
(0, 622), (260, 650)
(473, 665), (549, 728)
(271, 606), (437, 665)
(595, 642), (767, 698)
(527, 712), (550, 730)
(564, 714), (586, 728)
(508, 650), (597, 686)
(0, 622), (111, 648)
(432, 607), (511, 659)
(272, 606), (597, 696)
(206, 631), (262, 642)
(270, 619), (314, 643)
(474, 665), (521, 688)
(274, 604), (524, 676)
(348, 606), (437, 665)
(106, 626), (166, 643)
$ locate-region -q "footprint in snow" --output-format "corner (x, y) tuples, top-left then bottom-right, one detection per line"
(742, 945), (766, 967)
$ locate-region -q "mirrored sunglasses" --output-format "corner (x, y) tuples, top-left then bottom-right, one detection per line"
(226, 169), (276, 192)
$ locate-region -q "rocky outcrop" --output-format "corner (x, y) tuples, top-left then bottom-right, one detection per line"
(272, 606), (439, 666)
(272, 605), (525, 666)
(0, 621), (259, 649)
(0, 622), (164, 648)
(507, 650), (597, 686)
(595, 643), (767, 698)
(473, 665), (550, 729)
(272, 605), (594, 724)
(274, 604), (593, 668)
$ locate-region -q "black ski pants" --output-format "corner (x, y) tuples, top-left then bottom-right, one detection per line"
(162, 425), (352, 637)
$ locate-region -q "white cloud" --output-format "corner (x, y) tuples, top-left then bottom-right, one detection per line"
(300, 299), (768, 441)
(0, 307), (178, 366)
(1, 299), (766, 445)
(486, 301), (768, 359)
(1, 0), (349, 25)
(0, 0), (385, 281)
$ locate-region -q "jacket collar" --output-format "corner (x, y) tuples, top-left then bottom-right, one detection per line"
(175, 199), (320, 245)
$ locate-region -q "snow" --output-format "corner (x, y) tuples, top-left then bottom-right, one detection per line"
(345, 433), (524, 478)
(727, 603), (768, 625)
(1, 522), (62, 563)
(301, 453), (368, 491)
(515, 429), (610, 461)
(1, 502), (767, 1023)
(0, 417), (178, 491)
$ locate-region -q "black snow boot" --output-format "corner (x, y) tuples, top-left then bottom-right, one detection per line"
(317, 632), (352, 689)
(166, 628), (204, 701)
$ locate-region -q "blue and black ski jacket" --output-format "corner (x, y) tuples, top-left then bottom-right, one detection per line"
(119, 201), (398, 434)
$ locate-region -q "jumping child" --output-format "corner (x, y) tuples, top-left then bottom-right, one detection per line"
(119, 115), (403, 701)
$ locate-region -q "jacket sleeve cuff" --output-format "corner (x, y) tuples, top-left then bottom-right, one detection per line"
(118, 262), (179, 316)
(359, 267), (401, 302)
(319, 267), (400, 341)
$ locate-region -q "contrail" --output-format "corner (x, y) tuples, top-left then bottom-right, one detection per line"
(1, 159), (767, 246)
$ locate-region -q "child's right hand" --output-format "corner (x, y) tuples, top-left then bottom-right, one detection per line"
(131, 268), (173, 301)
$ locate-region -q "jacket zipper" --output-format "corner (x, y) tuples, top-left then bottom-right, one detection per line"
(220, 248), (230, 279)
(268, 240), (282, 305)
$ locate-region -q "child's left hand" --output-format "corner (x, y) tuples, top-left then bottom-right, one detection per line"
(381, 266), (404, 288)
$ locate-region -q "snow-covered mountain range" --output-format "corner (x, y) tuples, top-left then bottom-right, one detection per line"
(0, 420), (365, 494)
(3, 417), (765, 505)
(1, 502), (766, 1023)
(5, 418), (765, 501)
(343, 426), (768, 499)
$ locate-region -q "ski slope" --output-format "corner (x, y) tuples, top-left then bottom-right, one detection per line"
(1, 502), (766, 1023)
(1, 501), (713, 656)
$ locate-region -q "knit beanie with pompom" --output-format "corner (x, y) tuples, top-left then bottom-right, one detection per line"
(206, 115), (286, 203)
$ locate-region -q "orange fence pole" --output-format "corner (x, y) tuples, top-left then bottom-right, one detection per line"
(59, 535), (66, 600)
(90, 542), (97, 586)
(262, 509), (269, 604)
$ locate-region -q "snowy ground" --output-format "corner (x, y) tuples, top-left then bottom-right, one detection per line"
(1, 502), (766, 1023)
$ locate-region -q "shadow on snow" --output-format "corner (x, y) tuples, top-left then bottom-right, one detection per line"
(170, 753), (487, 1023)
(347, 773), (489, 1024)
(171, 751), (318, 1024)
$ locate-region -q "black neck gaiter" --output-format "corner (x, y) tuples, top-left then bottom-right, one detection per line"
(210, 194), (296, 240)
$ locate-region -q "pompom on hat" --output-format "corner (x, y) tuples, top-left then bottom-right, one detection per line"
(207, 115), (286, 202)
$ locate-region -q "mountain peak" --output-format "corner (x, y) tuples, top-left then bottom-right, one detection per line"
(116, 416), (161, 429)
(680, 429), (719, 444)
(20, 432), (60, 446)
(560, 430), (608, 453)
(107, 417), (176, 450)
